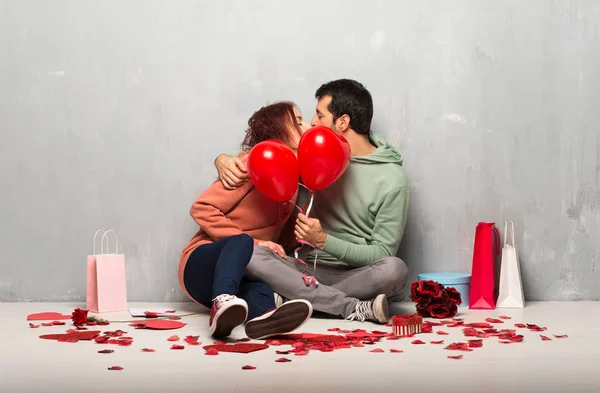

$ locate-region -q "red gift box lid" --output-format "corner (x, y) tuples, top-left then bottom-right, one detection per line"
(392, 314), (423, 326)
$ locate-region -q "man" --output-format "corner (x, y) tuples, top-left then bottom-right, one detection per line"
(214, 79), (409, 323)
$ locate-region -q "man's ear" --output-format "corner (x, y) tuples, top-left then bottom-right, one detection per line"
(336, 114), (351, 133)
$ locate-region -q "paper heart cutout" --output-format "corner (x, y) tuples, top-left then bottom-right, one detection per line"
(40, 330), (101, 341)
(132, 320), (186, 330)
(202, 343), (269, 353)
(344, 331), (388, 339)
(265, 333), (347, 345)
(27, 312), (72, 321)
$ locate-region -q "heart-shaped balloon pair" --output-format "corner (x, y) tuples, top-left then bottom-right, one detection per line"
(247, 126), (351, 202)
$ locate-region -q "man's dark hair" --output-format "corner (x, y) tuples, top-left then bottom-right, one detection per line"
(315, 79), (373, 135)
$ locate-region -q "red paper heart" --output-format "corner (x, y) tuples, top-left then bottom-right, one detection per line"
(40, 330), (101, 341)
(202, 343), (269, 354)
(27, 312), (72, 321)
(132, 320), (186, 330)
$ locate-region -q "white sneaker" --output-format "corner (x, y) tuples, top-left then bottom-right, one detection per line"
(346, 294), (389, 324)
(245, 299), (313, 340)
(209, 294), (248, 338)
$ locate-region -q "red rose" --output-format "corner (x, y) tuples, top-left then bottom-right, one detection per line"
(410, 282), (422, 302)
(447, 304), (458, 318)
(427, 304), (451, 319)
(416, 304), (431, 318)
(444, 287), (462, 305)
(418, 280), (442, 298)
(72, 308), (89, 326)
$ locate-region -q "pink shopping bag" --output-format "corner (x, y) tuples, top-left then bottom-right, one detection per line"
(469, 222), (500, 310)
(86, 230), (128, 313)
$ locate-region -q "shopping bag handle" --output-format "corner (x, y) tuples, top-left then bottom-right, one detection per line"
(93, 229), (105, 255)
(101, 230), (119, 254)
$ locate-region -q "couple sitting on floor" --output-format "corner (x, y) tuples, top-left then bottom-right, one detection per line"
(178, 79), (410, 339)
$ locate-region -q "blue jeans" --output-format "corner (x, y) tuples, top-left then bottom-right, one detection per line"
(183, 234), (275, 320)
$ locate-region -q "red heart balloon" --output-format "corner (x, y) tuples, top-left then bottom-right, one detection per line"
(247, 140), (299, 202)
(298, 126), (351, 190)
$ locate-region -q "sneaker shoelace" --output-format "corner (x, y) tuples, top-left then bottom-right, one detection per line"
(345, 300), (375, 322)
(213, 294), (236, 308)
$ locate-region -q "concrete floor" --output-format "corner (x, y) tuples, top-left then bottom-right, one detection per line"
(2, 301), (599, 393)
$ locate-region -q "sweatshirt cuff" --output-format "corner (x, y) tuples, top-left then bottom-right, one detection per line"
(321, 233), (345, 259)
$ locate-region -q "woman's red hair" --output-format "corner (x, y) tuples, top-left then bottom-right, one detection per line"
(241, 101), (303, 151)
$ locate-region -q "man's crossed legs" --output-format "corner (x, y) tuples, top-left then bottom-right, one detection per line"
(245, 246), (409, 323)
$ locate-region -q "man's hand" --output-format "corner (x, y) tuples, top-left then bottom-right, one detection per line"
(257, 240), (287, 258)
(215, 154), (249, 190)
(295, 213), (327, 250)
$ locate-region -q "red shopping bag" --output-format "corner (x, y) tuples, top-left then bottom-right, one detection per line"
(469, 222), (500, 309)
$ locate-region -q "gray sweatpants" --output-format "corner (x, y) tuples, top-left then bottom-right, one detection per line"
(244, 246), (409, 318)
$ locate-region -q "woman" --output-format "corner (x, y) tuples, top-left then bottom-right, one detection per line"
(179, 101), (312, 339)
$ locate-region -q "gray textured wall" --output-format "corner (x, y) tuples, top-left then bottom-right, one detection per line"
(1, 0), (599, 302)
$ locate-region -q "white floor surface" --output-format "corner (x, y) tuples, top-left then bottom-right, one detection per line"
(2, 301), (599, 393)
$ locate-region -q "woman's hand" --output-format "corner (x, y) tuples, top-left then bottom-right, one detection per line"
(257, 240), (287, 259)
(215, 154), (249, 190)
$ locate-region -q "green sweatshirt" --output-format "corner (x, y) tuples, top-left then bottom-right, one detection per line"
(307, 132), (409, 268)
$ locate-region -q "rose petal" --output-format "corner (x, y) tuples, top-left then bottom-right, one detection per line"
(514, 323), (527, 328)
(554, 334), (568, 338)
(108, 366), (123, 371)
(236, 338), (251, 342)
(467, 322), (493, 329)
(540, 335), (552, 341)
(276, 350), (290, 354)
(389, 349), (404, 353)
(205, 348), (219, 355)
(29, 323), (40, 328)
(411, 340), (426, 345)
(327, 328), (341, 332)
(42, 322), (54, 327)
(98, 349), (114, 354)
(52, 321), (66, 325)
(437, 331), (449, 335)
(526, 323), (547, 332)
(165, 310), (176, 313)
(448, 355), (463, 360)
(485, 318), (504, 324)
(242, 365), (256, 370)
(141, 348), (155, 352)
(171, 344), (185, 350)
(275, 357), (292, 362)
(184, 336), (200, 345)
(369, 348), (385, 353)
(499, 315), (512, 319)
(167, 335), (180, 342)
(144, 312), (159, 318)
(430, 340), (444, 344)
